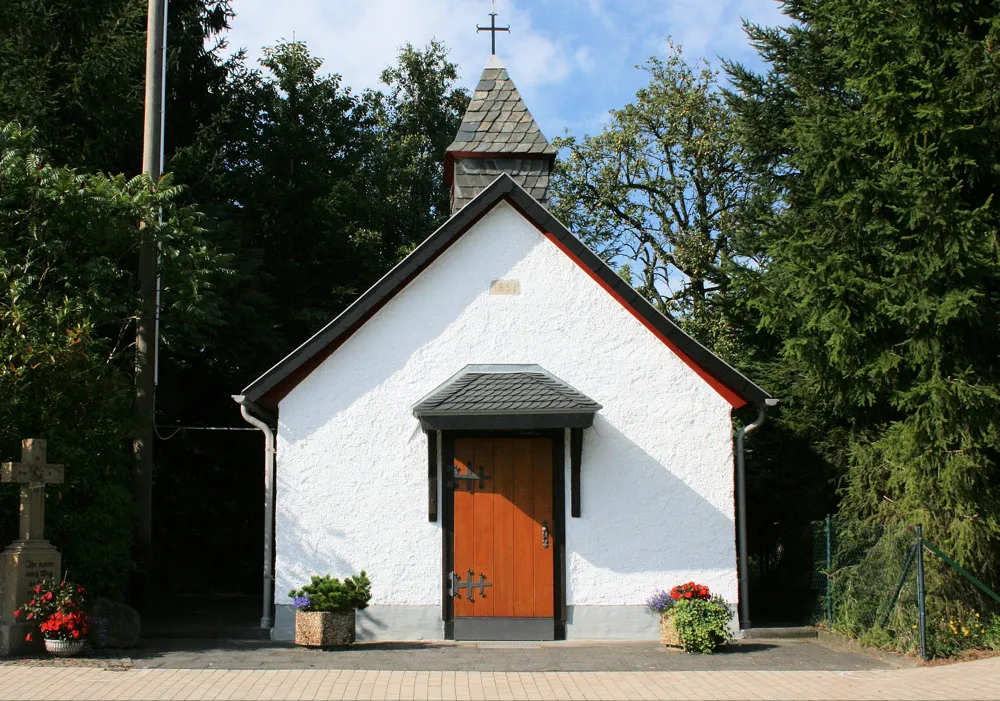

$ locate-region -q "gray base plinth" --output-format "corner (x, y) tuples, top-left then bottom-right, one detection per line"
(273, 605), (444, 642)
(564, 606), (659, 640)
(0, 622), (43, 657)
(454, 617), (555, 641)
(273, 604), (729, 642)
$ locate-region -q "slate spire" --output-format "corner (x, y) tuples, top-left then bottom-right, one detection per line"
(445, 55), (556, 213)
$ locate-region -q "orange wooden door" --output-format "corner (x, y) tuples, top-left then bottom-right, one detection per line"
(453, 437), (554, 619)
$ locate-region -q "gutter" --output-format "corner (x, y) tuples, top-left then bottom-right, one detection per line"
(736, 397), (779, 630)
(232, 394), (277, 630)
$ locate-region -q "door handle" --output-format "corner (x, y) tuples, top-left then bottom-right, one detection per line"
(542, 520), (549, 549)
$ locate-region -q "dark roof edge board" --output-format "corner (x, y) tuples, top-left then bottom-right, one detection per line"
(418, 413), (596, 431)
(240, 173), (771, 408)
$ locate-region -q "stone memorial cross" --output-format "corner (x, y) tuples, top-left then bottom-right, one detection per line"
(1, 439), (64, 541)
(0, 439), (64, 655)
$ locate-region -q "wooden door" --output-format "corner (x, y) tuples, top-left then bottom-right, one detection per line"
(452, 437), (554, 627)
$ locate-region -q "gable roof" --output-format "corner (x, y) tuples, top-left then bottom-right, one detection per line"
(446, 55), (556, 156)
(239, 174), (772, 411)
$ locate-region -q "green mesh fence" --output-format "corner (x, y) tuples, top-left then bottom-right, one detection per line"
(812, 517), (922, 653)
(812, 516), (1000, 658)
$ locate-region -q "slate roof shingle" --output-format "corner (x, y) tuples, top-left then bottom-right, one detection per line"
(413, 366), (602, 417)
(452, 157), (550, 212)
(446, 59), (557, 156)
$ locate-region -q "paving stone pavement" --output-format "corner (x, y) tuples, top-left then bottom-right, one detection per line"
(117, 638), (914, 672)
(0, 654), (997, 700)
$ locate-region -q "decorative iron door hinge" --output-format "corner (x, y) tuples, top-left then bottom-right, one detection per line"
(451, 465), (492, 492)
(450, 570), (492, 602)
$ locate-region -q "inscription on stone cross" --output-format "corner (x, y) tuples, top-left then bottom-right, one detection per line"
(0, 439), (64, 655)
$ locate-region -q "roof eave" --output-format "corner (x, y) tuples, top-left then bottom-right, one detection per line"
(239, 173), (773, 410)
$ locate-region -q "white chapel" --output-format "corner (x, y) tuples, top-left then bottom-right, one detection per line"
(234, 52), (772, 642)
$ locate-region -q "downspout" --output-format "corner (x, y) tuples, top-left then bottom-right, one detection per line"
(233, 395), (276, 630)
(736, 397), (779, 631)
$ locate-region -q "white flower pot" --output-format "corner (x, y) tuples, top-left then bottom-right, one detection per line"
(44, 638), (86, 657)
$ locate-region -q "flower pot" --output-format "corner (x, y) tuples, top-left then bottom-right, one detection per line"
(294, 610), (356, 647)
(660, 611), (681, 648)
(44, 638), (86, 657)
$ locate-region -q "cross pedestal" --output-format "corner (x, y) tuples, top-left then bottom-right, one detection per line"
(0, 439), (64, 656)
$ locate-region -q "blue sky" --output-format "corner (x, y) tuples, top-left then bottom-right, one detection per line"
(224, 0), (789, 141)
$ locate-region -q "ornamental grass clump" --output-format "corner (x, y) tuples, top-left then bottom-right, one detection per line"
(288, 572), (372, 614)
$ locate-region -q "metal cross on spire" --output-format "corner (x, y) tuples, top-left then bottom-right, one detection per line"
(477, 0), (510, 56)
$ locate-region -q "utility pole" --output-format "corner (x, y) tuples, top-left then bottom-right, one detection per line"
(135, 0), (167, 606)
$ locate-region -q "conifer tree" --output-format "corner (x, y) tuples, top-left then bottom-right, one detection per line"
(728, 0), (1000, 578)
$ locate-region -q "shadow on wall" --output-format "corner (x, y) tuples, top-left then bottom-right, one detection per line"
(569, 415), (735, 576)
(274, 499), (352, 601)
(276, 502), (397, 639)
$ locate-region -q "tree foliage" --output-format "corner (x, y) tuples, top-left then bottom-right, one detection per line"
(0, 0), (235, 175)
(550, 42), (764, 355)
(0, 123), (228, 596)
(361, 41), (470, 260)
(728, 0), (1000, 579)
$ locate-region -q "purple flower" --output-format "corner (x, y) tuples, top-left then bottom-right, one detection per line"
(292, 595), (310, 610)
(645, 590), (675, 615)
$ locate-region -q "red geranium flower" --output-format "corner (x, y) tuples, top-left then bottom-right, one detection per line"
(670, 581), (712, 602)
(25, 634), (31, 642)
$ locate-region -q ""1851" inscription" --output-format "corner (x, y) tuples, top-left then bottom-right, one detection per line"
(490, 279), (521, 296)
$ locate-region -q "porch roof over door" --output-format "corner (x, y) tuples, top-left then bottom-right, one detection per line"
(412, 364), (601, 431)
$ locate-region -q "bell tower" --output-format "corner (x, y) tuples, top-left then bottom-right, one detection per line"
(445, 12), (557, 214)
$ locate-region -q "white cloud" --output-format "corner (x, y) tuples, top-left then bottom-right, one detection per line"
(220, 0), (788, 141)
(224, 0), (593, 95)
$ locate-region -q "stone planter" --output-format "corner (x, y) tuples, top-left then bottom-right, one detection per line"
(44, 638), (86, 657)
(294, 610), (356, 647)
(660, 611), (681, 648)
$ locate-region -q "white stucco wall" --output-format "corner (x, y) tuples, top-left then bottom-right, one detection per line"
(274, 201), (738, 631)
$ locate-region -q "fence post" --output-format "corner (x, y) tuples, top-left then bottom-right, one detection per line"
(825, 514), (833, 627)
(880, 540), (918, 629)
(915, 524), (928, 660)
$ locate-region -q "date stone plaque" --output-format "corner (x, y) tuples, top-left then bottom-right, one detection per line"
(490, 279), (521, 296)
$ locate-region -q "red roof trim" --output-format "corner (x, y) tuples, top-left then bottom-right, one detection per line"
(504, 197), (748, 409)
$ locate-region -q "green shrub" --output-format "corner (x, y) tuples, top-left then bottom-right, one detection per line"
(671, 595), (734, 653)
(289, 572), (372, 614)
(984, 614), (1000, 652)
(928, 605), (993, 658)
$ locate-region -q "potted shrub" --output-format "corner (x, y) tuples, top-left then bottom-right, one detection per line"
(13, 578), (90, 657)
(648, 582), (733, 653)
(288, 572), (371, 647)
